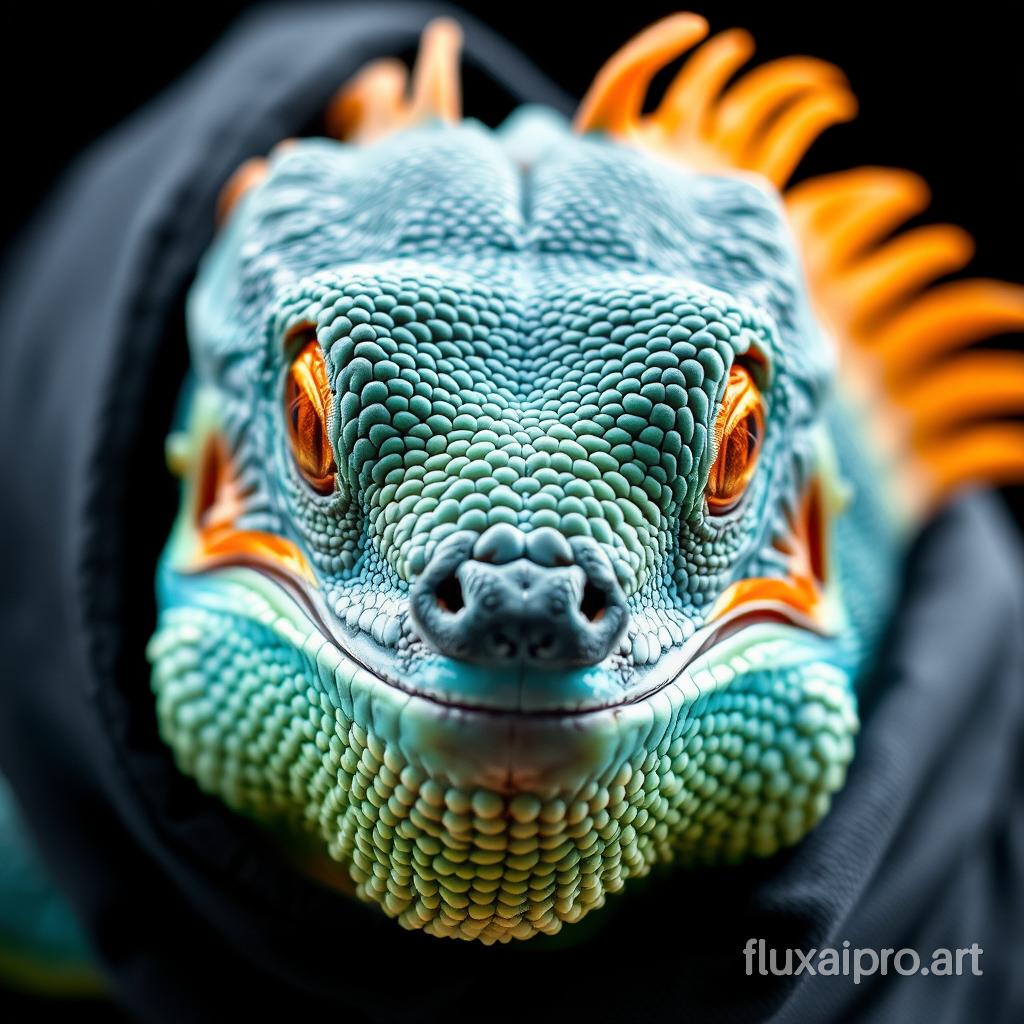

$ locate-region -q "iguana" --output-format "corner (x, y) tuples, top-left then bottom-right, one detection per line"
(147, 15), (1024, 944)
(4, 11), (1024, 985)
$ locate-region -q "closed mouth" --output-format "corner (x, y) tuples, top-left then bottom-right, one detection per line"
(179, 442), (836, 716)
(177, 547), (833, 718)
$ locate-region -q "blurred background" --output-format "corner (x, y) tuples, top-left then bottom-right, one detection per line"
(2, 0), (1022, 522)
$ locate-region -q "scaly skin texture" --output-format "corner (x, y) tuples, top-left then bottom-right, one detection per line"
(149, 114), (897, 943)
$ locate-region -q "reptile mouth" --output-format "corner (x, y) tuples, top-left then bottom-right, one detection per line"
(175, 540), (834, 717)
(179, 438), (837, 715)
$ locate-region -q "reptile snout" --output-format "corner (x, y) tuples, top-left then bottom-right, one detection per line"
(409, 525), (629, 669)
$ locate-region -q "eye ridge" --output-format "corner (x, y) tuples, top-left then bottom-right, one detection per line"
(284, 339), (337, 494)
(706, 364), (764, 515)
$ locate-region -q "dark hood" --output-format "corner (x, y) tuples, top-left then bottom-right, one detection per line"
(0, 4), (1022, 1021)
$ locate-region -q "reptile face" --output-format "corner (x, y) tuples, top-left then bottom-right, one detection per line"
(149, 19), (878, 943)
(150, 118), (858, 941)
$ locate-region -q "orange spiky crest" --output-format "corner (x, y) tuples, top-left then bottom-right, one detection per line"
(576, 14), (1024, 518)
(574, 14), (857, 188)
(326, 18), (462, 143)
(217, 18), (463, 221)
(216, 13), (1024, 518)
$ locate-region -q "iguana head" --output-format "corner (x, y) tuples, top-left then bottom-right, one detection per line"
(147, 16), (926, 943)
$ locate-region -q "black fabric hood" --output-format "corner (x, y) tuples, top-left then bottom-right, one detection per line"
(1, 5), (1022, 1021)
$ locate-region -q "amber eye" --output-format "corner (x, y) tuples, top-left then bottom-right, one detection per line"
(284, 338), (336, 494)
(706, 364), (764, 514)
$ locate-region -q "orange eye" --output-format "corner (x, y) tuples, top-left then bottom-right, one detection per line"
(706, 364), (764, 514)
(284, 339), (336, 494)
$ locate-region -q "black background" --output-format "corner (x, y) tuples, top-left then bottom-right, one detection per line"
(3, 1), (1021, 262)
(0, 5), (1020, 1017)
(2, 0), (1022, 520)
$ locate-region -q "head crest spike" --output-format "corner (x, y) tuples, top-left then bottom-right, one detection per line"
(711, 57), (849, 162)
(574, 14), (709, 135)
(409, 17), (463, 122)
(899, 352), (1024, 439)
(326, 17), (463, 144)
(325, 58), (410, 142)
(790, 164), (1024, 514)
(213, 13), (1024, 514)
(917, 425), (1024, 499)
(653, 28), (755, 139)
(216, 157), (268, 225)
(574, 15), (854, 187)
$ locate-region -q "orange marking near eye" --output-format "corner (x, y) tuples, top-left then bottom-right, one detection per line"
(187, 434), (316, 585)
(710, 575), (821, 622)
(709, 476), (827, 627)
(194, 524), (316, 585)
(566, 15), (1024, 513)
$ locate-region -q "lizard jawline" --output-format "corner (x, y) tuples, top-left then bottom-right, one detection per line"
(178, 550), (832, 718)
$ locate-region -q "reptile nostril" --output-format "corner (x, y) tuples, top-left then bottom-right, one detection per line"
(531, 633), (556, 658)
(434, 573), (464, 613)
(494, 632), (517, 658)
(409, 530), (629, 669)
(580, 581), (608, 623)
